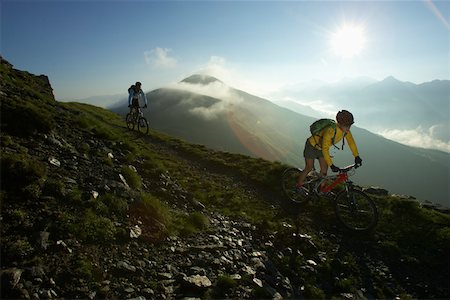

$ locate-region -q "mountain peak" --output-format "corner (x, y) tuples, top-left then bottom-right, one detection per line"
(381, 76), (401, 83)
(181, 74), (222, 85)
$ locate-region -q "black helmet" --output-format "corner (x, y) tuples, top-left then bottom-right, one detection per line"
(336, 110), (354, 126)
(135, 81), (142, 87)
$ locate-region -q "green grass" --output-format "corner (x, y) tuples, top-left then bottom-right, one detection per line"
(1, 95), (55, 136)
(121, 165), (142, 189)
(0, 152), (48, 190)
(173, 211), (210, 236)
(75, 209), (117, 244)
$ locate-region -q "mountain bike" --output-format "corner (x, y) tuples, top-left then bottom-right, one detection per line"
(126, 106), (149, 134)
(281, 163), (378, 232)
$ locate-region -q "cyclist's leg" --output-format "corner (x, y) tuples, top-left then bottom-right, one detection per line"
(132, 99), (139, 119)
(318, 157), (328, 176)
(297, 158), (314, 187)
(297, 141), (319, 187)
(318, 157), (329, 190)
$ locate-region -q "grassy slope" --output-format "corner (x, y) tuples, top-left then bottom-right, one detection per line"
(1, 59), (450, 298)
(43, 103), (450, 296)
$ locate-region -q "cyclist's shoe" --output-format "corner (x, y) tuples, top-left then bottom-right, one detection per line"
(143, 104), (148, 108)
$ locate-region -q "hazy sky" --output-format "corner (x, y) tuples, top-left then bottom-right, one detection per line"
(1, 0), (449, 100)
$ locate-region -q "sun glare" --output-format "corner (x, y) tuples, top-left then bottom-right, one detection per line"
(331, 24), (366, 58)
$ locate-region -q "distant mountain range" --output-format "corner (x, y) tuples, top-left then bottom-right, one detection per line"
(111, 74), (450, 207)
(61, 93), (126, 108)
(271, 76), (450, 149)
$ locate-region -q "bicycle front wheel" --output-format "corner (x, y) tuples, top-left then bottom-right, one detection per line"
(126, 113), (135, 130)
(281, 168), (314, 204)
(334, 190), (378, 232)
(138, 117), (149, 135)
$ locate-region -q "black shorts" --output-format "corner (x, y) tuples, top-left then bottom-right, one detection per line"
(303, 140), (323, 159)
(132, 98), (139, 107)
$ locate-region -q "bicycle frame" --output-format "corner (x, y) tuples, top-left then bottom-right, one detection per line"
(130, 107), (144, 122)
(318, 173), (349, 193)
(310, 164), (358, 196)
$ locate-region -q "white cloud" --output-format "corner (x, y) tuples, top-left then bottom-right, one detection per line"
(379, 125), (450, 153)
(197, 56), (233, 83)
(167, 72), (244, 120)
(144, 48), (177, 68)
(298, 99), (336, 117)
(188, 103), (227, 121)
(192, 56), (283, 99)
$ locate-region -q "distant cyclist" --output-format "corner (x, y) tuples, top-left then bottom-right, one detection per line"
(128, 81), (148, 112)
(296, 110), (362, 193)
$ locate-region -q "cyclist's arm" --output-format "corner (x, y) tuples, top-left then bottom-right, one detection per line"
(141, 91), (148, 106)
(128, 91), (134, 106)
(321, 127), (335, 166)
(345, 131), (359, 157)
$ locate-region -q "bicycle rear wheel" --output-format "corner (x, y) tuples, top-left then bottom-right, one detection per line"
(334, 190), (378, 232)
(126, 113), (135, 130)
(138, 117), (149, 134)
(281, 168), (315, 204)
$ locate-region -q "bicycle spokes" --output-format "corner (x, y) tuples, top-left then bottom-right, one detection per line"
(334, 190), (378, 231)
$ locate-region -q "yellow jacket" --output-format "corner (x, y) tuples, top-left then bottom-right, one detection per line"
(307, 126), (359, 166)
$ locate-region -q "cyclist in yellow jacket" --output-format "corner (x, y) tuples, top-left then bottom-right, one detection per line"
(296, 110), (362, 193)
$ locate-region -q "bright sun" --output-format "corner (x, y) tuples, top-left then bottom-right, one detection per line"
(331, 24), (366, 58)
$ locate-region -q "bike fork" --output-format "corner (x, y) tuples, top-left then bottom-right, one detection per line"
(345, 182), (358, 212)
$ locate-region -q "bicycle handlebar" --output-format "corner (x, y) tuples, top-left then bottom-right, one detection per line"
(338, 163), (361, 173)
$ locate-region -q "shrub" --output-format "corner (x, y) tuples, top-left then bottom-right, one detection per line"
(1, 135), (13, 147)
(303, 284), (326, 299)
(335, 277), (356, 292)
(7, 238), (34, 260)
(73, 114), (97, 130)
(78, 142), (90, 154)
(42, 179), (65, 197)
(142, 156), (166, 177)
(251, 287), (273, 299)
(436, 227), (450, 249)
(11, 209), (26, 222)
(187, 211), (210, 230)
(76, 209), (116, 244)
(212, 275), (238, 298)
(140, 193), (171, 226)
(1, 100), (54, 136)
(92, 126), (118, 141)
(121, 165), (142, 189)
(73, 255), (94, 280)
(128, 193), (172, 241)
(92, 199), (109, 216)
(174, 212), (210, 237)
(100, 193), (128, 217)
(0, 153), (47, 189)
(216, 275), (237, 290)
(66, 188), (83, 203)
(119, 140), (138, 154)
(22, 183), (42, 200)
(51, 208), (74, 233)
(179, 222), (197, 236)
